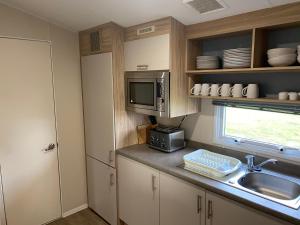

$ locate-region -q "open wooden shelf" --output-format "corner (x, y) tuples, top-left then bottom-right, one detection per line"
(189, 95), (300, 105)
(186, 66), (300, 75)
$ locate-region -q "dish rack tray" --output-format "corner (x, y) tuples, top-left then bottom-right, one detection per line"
(183, 149), (241, 178)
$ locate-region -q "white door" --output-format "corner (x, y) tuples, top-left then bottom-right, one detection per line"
(118, 156), (159, 225)
(160, 172), (205, 225)
(0, 38), (61, 225)
(86, 156), (117, 225)
(81, 53), (115, 166)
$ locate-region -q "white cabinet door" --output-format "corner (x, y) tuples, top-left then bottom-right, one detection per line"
(206, 192), (291, 225)
(81, 53), (115, 166)
(118, 156), (159, 225)
(87, 156), (117, 225)
(0, 38), (61, 225)
(124, 34), (170, 71)
(160, 173), (205, 225)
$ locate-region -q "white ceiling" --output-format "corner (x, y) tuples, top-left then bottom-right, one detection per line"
(1, 0), (299, 31)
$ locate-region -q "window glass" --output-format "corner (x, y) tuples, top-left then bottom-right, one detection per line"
(223, 107), (300, 149)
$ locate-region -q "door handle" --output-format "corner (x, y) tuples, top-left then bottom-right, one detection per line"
(109, 151), (114, 164)
(152, 175), (158, 191)
(110, 173), (114, 186)
(197, 195), (202, 214)
(43, 143), (56, 152)
(207, 200), (213, 219)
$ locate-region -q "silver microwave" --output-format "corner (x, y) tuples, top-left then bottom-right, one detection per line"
(125, 70), (170, 117)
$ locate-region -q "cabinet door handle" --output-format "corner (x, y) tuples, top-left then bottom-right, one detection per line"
(109, 151), (114, 163)
(197, 195), (202, 214)
(110, 173), (114, 186)
(152, 175), (158, 191)
(207, 200), (213, 219)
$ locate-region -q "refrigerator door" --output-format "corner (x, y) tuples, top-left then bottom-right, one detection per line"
(81, 53), (115, 166)
(87, 156), (117, 225)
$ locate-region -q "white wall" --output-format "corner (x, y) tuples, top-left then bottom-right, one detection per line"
(0, 3), (87, 215)
(158, 100), (216, 145)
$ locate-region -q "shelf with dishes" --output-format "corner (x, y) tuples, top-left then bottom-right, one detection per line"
(188, 95), (300, 105)
(186, 23), (300, 74)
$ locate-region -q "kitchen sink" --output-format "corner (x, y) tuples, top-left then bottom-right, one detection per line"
(235, 172), (300, 209)
(238, 172), (300, 201)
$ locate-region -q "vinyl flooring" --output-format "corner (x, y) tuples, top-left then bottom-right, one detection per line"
(48, 209), (108, 225)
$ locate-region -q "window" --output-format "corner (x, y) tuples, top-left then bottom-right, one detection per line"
(215, 106), (300, 161)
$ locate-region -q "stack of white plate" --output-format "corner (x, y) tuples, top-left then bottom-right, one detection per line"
(267, 48), (296, 67)
(196, 56), (219, 69)
(298, 45), (300, 63)
(223, 48), (251, 69)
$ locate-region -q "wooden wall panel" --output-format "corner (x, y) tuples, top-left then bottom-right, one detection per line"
(111, 24), (147, 149)
(79, 23), (113, 56)
(125, 17), (171, 42)
(185, 2), (300, 39)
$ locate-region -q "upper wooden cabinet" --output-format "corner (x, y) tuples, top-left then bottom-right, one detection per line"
(124, 34), (170, 71)
(124, 17), (200, 117)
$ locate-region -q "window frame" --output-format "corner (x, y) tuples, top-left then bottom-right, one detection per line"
(214, 106), (300, 164)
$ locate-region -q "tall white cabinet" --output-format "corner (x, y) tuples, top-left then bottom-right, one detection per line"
(81, 53), (117, 225)
(0, 38), (61, 225)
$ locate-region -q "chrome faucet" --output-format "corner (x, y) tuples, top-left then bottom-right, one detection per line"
(245, 155), (278, 172)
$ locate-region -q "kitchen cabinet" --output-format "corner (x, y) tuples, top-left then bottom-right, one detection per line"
(205, 192), (290, 225)
(86, 156), (117, 225)
(118, 156), (159, 225)
(160, 173), (206, 225)
(0, 38), (61, 225)
(124, 34), (170, 71)
(81, 52), (115, 167)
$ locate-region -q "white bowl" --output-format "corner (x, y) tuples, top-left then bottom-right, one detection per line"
(267, 48), (296, 58)
(268, 54), (296, 67)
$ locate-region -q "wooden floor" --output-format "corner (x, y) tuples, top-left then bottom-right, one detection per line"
(49, 209), (109, 225)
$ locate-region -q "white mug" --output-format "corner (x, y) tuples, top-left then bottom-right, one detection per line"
(231, 84), (243, 98)
(278, 92), (288, 100)
(220, 84), (231, 97)
(288, 92), (298, 101)
(190, 84), (202, 95)
(210, 84), (220, 97)
(201, 83), (211, 96)
(242, 84), (259, 99)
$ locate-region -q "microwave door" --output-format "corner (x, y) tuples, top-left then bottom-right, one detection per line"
(127, 78), (157, 111)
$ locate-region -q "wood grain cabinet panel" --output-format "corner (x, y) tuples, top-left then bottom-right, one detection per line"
(118, 156), (159, 225)
(160, 173), (205, 225)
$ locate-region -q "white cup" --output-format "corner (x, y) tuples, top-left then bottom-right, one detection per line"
(278, 92), (288, 100)
(242, 84), (259, 99)
(220, 84), (232, 97)
(190, 84), (202, 95)
(288, 92), (298, 101)
(210, 84), (220, 97)
(231, 84), (243, 98)
(201, 83), (211, 96)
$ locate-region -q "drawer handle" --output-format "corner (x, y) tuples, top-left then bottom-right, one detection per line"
(137, 65), (149, 71)
(109, 151), (114, 163)
(197, 195), (202, 213)
(208, 200), (213, 219)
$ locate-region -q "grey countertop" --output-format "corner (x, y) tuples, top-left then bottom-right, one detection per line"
(116, 144), (300, 224)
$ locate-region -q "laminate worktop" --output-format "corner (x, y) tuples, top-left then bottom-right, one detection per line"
(116, 144), (300, 224)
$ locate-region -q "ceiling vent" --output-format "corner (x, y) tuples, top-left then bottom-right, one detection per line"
(137, 26), (155, 36)
(183, 0), (226, 14)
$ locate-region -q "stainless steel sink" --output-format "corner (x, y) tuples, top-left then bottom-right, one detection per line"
(235, 172), (300, 209)
(238, 172), (300, 201)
